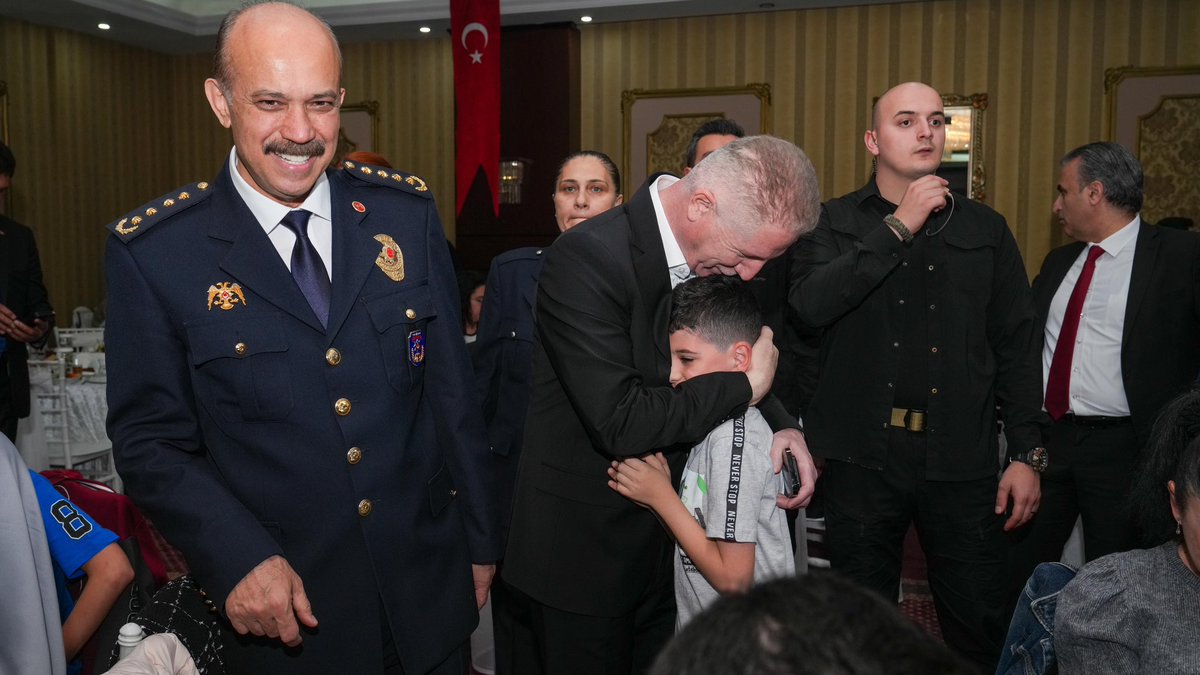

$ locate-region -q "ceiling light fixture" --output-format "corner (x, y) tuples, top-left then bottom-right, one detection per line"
(419, 26), (431, 33)
(580, 15), (593, 23)
(98, 22), (111, 30)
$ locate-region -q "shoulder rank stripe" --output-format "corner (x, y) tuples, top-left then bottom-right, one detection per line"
(340, 161), (432, 198)
(108, 180), (213, 242)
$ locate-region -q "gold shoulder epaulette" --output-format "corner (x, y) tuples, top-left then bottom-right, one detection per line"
(108, 180), (213, 242)
(340, 161), (432, 198)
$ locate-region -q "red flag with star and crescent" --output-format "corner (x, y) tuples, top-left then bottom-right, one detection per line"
(450, 0), (500, 217)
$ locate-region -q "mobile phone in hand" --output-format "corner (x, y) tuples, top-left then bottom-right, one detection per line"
(780, 451), (801, 497)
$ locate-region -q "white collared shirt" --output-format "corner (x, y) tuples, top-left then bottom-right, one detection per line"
(649, 174), (689, 285)
(228, 147), (334, 279)
(1042, 216), (1141, 416)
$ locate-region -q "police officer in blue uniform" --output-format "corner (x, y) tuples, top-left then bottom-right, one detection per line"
(103, 5), (497, 674)
(473, 150), (622, 538)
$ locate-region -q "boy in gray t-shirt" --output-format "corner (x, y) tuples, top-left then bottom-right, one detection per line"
(608, 276), (795, 628)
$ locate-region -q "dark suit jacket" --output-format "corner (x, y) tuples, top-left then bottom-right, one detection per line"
(501, 179), (756, 617)
(1034, 222), (1200, 446)
(0, 214), (53, 418)
(105, 161), (498, 674)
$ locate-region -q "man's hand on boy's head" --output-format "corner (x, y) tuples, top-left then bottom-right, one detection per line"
(607, 452), (673, 508)
(746, 327), (778, 406)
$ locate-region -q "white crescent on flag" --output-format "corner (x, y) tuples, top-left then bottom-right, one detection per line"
(461, 22), (489, 49)
(461, 22), (489, 63)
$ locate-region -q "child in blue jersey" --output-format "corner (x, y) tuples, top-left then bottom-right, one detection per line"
(607, 276), (794, 628)
(29, 470), (134, 674)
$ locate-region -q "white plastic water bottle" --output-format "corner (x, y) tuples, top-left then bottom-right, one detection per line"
(116, 622), (144, 660)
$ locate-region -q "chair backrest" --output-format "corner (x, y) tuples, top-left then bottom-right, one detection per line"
(54, 327), (105, 351)
(27, 360), (118, 489)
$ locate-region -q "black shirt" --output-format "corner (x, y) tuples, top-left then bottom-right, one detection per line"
(789, 178), (1046, 480)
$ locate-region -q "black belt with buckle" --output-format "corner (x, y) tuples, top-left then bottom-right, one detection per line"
(1060, 414), (1131, 429)
(890, 408), (927, 432)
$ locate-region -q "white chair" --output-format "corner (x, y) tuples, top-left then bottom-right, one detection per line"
(27, 358), (119, 491)
(55, 327), (105, 352)
(803, 510), (831, 569)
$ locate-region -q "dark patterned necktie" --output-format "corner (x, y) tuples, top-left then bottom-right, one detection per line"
(279, 209), (330, 327)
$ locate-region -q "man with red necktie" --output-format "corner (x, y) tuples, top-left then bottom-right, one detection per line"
(1007, 141), (1200, 603)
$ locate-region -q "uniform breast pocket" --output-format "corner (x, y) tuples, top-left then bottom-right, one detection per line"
(363, 284), (437, 393)
(186, 315), (294, 422)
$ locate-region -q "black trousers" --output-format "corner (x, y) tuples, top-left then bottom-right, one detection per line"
(1005, 416), (1138, 612)
(822, 428), (1006, 673)
(492, 553), (676, 675)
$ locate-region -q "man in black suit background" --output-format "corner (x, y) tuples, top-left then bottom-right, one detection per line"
(0, 141), (53, 442)
(499, 135), (822, 675)
(1008, 141), (1200, 592)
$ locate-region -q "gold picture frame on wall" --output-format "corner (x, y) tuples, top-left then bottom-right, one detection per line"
(940, 93), (988, 202)
(621, 84), (771, 191)
(1105, 65), (1200, 225)
(335, 100), (380, 164)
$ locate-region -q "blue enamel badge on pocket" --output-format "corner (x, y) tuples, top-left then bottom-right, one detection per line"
(408, 329), (425, 366)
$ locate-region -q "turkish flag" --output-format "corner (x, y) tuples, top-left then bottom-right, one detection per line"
(451, 0), (500, 217)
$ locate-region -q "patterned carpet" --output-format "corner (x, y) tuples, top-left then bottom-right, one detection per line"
(899, 525), (943, 641)
(900, 578), (943, 640)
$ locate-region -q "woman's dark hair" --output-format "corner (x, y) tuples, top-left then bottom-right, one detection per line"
(1130, 387), (1200, 546)
(553, 150), (621, 195)
(456, 269), (485, 330)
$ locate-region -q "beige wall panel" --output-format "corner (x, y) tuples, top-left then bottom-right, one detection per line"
(1016, 0), (1065, 262)
(929, 2), (960, 93)
(803, 11), (835, 192)
(3, 0), (1198, 315)
(341, 37), (456, 235)
(581, 0), (1199, 281)
(1, 18), (181, 316)
(770, 11), (801, 145)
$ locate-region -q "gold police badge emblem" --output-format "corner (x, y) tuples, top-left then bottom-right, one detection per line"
(207, 282), (248, 311)
(374, 234), (405, 281)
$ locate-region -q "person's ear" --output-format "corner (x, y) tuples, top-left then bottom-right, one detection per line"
(730, 341), (753, 373)
(614, 193), (624, 206)
(1170, 480), (1183, 523)
(864, 129), (880, 157)
(687, 189), (716, 223)
(1086, 181), (1105, 206)
(204, 79), (233, 129)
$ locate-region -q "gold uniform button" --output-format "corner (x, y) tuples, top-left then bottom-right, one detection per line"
(357, 499), (372, 517)
(347, 447), (362, 464)
(335, 398), (352, 415)
(326, 348), (342, 366)
(235, 342), (247, 356)
(405, 308), (416, 320)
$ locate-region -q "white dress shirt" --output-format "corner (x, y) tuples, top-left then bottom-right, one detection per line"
(1042, 216), (1141, 417)
(649, 174), (692, 287)
(228, 147), (334, 279)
